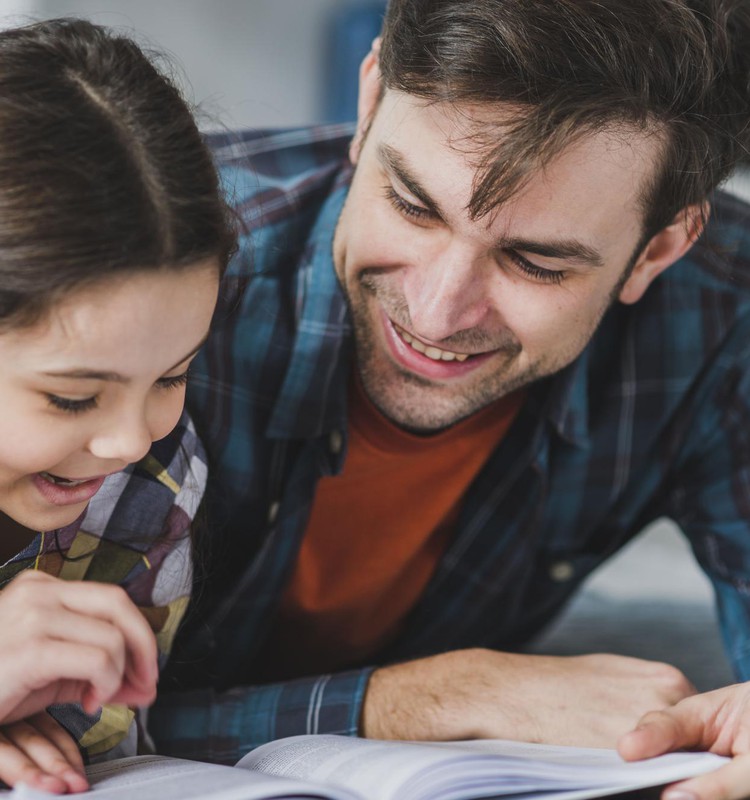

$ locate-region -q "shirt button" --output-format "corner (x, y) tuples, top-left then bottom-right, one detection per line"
(329, 430), (343, 455)
(549, 561), (575, 582)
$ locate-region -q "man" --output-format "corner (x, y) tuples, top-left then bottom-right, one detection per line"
(152, 0), (750, 795)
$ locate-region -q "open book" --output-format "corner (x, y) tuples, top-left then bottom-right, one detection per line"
(7, 734), (728, 800)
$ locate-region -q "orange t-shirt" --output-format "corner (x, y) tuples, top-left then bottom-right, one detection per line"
(258, 375), (524, 680)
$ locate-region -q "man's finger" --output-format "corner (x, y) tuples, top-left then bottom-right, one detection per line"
(662, 753), (750, 800)
(619, 710), (685, 760)
(619, 703), (715, 761)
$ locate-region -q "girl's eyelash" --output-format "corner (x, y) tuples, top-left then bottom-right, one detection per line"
(156, 370), (190, 390)
(47, 371), (189, 414)
(47, 394), (98, 414)
(507, 251), (565, 285)
(383, 186), (431, 221)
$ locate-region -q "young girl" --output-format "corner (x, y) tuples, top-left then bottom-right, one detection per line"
(0, 17), (234, 793)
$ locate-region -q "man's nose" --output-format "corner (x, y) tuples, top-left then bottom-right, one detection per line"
(403, 240), (492, 343)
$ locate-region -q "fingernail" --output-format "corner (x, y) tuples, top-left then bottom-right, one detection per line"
(664, 791), (698, 800)
(83, 696), (102, 714)
(63, 770), (89, 792)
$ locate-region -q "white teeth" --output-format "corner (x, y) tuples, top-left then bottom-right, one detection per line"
(395, 325), (470, 362)
(40, 472), (88, 487)
(408, 335), (425, 353)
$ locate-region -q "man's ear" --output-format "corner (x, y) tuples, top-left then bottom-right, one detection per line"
(618, 202), (708, 305)
(349, 37), (383, 165)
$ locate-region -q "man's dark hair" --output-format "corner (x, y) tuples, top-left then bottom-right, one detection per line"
(379, 0), (750, 238)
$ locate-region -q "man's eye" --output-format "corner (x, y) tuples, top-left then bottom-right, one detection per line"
(383, 186), (432, 221)
(506, 250), (566, 285)
(47, 394), (98, 414)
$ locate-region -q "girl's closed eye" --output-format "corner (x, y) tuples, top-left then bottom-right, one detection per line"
(46, 371), (189, 415)
(155, 370), (190, 390)
(46, 394), (98, 414)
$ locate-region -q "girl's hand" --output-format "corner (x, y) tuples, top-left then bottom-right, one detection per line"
(0, 712), (88, 794)
(0, 570), (158, 724)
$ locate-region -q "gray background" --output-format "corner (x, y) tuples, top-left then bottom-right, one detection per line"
(0, 0), (379, 128)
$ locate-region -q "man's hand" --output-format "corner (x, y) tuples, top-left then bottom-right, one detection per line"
(0, 713), (88, 794)
(0, 570), (158, 724)
(362, 648), (696, 747)
(619, 682), (750, 800)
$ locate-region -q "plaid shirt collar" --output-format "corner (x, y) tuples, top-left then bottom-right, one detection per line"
(543, 347), (592, 448)
(266, 179), (352, 441)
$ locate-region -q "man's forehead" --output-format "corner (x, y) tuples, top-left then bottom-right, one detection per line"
(373, 91), (663, 227)
(378, 87), (662, 156)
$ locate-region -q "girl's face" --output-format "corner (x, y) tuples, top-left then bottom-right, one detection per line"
(0, 261), (219, 533)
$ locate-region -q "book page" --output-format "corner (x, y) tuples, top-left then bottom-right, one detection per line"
(2, 755), (360, 800)
(240, 736), (457, 800)
(240, 735), (728, 800)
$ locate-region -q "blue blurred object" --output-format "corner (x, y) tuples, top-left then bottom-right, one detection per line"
(323, 2), (387, 123)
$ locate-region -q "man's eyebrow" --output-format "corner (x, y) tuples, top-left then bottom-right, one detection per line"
(378, 143), (604, 267)
(501, 237), (605, 268)
(378, 144), (445, 218)
(41, 332), (210, 383)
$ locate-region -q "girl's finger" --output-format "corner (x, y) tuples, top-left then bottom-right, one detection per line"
(54, 582), (158, 692)
(26, 713), (87, 785)
(0, 729), (67, 794)
(2, 640), (133, 721)
(4, 717), (88, 794)
(7, 573), (157, 693)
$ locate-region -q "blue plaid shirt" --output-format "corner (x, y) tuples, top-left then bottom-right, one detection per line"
(150, 125), (750, 764)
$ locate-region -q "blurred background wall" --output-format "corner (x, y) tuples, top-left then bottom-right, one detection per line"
(0, 0), (746, 199)
(0, 0), (386, 128)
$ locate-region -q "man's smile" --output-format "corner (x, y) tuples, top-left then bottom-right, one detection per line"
(392, 321), (471, 362)
(378, 308), (501, 384)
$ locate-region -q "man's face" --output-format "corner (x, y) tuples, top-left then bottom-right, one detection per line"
(333, 87), (667, 432)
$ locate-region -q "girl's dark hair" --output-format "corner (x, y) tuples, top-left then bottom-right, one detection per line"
(0, 17), (236, 326)
(379, 0), (750, 239)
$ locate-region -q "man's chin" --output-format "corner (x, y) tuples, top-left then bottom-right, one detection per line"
(354, 323), (530, 430)
(360, 381), (499, 433)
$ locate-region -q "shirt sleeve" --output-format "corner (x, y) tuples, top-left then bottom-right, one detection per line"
(48, 414), (207, 762)
(667, 324), (750, 682)
(148, 666), (374, 764)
